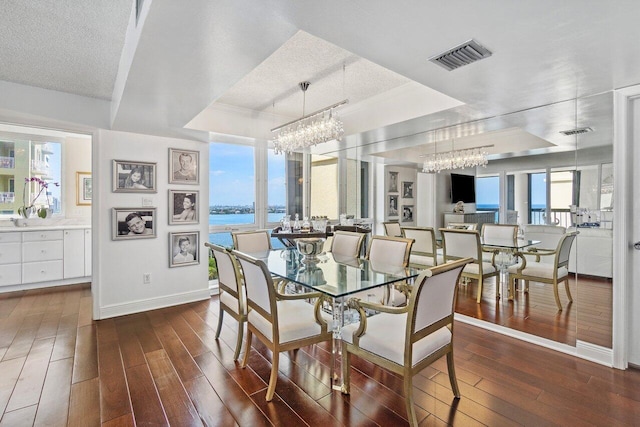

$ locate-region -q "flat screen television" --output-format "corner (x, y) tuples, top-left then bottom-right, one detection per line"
(450, 173), (476, 203)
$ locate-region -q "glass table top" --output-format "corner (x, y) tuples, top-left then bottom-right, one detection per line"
(242, 248), (421, 299)
(480, 237), (541, 250)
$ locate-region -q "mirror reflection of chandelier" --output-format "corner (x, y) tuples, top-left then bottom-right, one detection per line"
(422, 140), (491, 173)
(272, 81), (348, 154)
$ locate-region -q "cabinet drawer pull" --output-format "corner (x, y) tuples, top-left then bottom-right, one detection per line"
(41, 270), (46, 274)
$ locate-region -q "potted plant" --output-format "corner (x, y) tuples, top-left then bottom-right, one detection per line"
(18, 177), (59, 219)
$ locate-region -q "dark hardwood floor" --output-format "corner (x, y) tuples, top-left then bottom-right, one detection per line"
(454, 274), (612, 348)
(1, 282), (636, 426)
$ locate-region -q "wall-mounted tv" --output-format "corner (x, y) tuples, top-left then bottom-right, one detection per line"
(451, 173), (476, 203)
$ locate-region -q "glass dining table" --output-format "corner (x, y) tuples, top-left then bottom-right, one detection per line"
(480, 237), (540, 300)
(241, 247), (421, 391)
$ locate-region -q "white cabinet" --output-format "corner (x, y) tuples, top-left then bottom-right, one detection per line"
(0, 227), (91, 289)
(0, 232), (22, 287)
(64, 229), (85, 279)
(84, 229), (92, 276)
(22, 230), (63, 284)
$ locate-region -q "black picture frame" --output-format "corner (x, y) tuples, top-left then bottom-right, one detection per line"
(402, 181), (414, 198)
(402, 205), (414, 222)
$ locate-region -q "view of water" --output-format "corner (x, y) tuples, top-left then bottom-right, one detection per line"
(207, 213), (285, 248)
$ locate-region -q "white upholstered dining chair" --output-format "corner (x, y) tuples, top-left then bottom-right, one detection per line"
(508, 232), (577, 311)
(207, 243), (247, 360)
(440, 228), (499, 303)
(233, 250), (332, 401)
(382, 221), (403, 237)
(341, 258), (472, 427)
(480, 223), (519, 263)
(231, 229), (272, 252)
(330, 230), (366, 258)
(401, 226), (442, 267)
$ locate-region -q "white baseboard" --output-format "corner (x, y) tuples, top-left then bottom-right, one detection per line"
(454, 314), (613, 367)
(99, 289), (211, 319)
(0, 277), (91, 294)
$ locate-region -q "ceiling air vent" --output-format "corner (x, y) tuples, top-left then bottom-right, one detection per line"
(559, 127), (593, 136)
(429, 39), (492, 71)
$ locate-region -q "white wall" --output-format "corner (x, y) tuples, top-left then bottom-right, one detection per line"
(94, 129), (210, 319)
(63, 136), (92, 219)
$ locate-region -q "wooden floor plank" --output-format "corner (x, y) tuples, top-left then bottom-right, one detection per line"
(0, 284), (637, 427)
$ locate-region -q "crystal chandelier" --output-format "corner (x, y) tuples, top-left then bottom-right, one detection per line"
(421, 143), (491, 173)
(272, 81), (348, 154)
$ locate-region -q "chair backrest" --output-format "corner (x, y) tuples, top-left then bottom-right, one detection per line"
(232, 230), (272, 252)
(330, 230), (366, 258)
(481, 223), (518, 241)
(366, 235), (414, 267)
(446, 222), (478, 230)
(382, 221), (402, 237)
(555, 232), (577, 268)
(523, 224), (566, 251)
(207, 243), (243, 299)
(233, 250), (276, 322)
(407, 258), (471, 347)
(440, 228), (482, 263)
(401, 226), (437, 257)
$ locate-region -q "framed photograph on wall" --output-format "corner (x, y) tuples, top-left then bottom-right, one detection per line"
(169, 231), (199, 267)
(402, 205), (414, 223)
(169, 148), (199, 184)
(388, 171), (398, 193)
(112, 208), (157, 240)
(388, 195), (398, 217)
(169, 190), (198, 224)
(402, 181), (414, 198)
(76, 171), (92, 205)
(113, 160), (157, 193)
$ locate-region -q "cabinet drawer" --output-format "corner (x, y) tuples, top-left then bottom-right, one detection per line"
(22, 260), (63, 284)
(23, 241), (63, 262)
(0, 232), (21, 243)
(0, 264), (21, 286)
(22, 230), (64, 242)
(0, 243), (21, 265)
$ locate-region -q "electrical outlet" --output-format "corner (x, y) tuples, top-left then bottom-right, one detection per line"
(142, 197), (153, 207)
(143, 273), (151, 284)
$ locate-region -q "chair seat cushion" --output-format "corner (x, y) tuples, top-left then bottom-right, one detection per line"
(341, 312), (451, 366)
(220, 291), (245, 315)
(409, 254), (443, 267)
(248, 299), (331, 344)
(507, 263), (568, 279)
(463, 262), (496, 275)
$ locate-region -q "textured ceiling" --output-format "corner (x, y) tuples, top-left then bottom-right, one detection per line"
(0, 0), (132, 100)
(215, 31), (413, 118)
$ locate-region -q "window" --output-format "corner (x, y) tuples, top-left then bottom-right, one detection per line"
(476, 175), (499, 221)
(310, 154), (338, 218)
(267, 149), (285, 224)
(529, 172), (546, 224)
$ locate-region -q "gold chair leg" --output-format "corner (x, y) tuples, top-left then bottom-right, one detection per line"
(446, 351), (461, 398)
(215, 307), (224, 339)
(476, 278), (483, 304)
(233, 320), (244, 361)
(403, 374), (418, 427)
(241, 329), (252, 368)
(553, 282), (563, 311)
(564, 278), (573, 302)
(266, 350), (279, 401)
(341, 341), (351, 394)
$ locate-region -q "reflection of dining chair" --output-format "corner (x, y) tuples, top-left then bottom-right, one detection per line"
(382, 221), (403, 237)
(446, 222), (478, 230)
(508, 232), (577, 311)
(341, 258), (472, 427)
(232, 229), (272, 252)
(207, 243), (247, 360)
(522, 224), (566, 265)
(440, 228), (499, 303)
(233, 250), (332, 401)
(330, 230), (366, 258)
(480, 223), (518, 262)
(401, 226), (442, 267)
